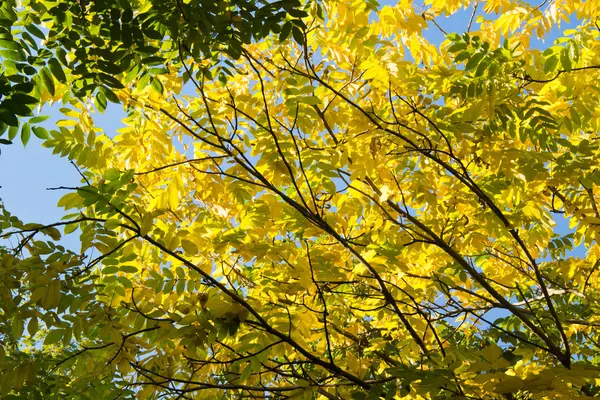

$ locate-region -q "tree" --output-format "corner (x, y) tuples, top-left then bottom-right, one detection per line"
(0, 0), (309, 147)
(3, 0), (600, 398)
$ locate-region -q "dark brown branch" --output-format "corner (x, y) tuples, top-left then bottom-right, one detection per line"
(306, 241), (335, 365)
(135, 156), (227, 175)
(517, 65), (600, 84)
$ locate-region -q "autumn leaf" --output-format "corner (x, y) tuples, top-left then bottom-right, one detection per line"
(3, 0), (600, 398)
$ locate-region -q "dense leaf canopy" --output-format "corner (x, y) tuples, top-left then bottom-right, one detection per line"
(3, 0), (600, 399)
(0, 0), (308, 142)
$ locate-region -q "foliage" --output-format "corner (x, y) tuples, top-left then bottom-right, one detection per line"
(3, 0), (600, 398)
(0, 0), (308, 147)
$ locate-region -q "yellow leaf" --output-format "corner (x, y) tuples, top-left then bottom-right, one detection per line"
(168, 183), (180, 210)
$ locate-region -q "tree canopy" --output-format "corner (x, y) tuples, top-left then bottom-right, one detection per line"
(0, 0), (309, 143)
(3, 0), (600, 399)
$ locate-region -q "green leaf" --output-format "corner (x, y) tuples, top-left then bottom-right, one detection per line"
(136, 72), (150, 92)
(316, 3), (324, 19)
(29, 115), (49, 124)
(474, 57), (489, 77)
(24, 66), (38, 77)
(41, 67), (55, 96)
(176, 279), (185, 295)
(542, 47), (555, 57)
(19, 122), (32, 142)
(121, 23), (132, 47)
(105, 168), (120, 180)
(351, 391), (367, 400)
(122, 8), (134, 23)
(64, 223), (78, 234)
(366, 384), (384, 400)
(323, 179), (336, 194)
(44, 329), (63, 345)
(148, 67), (169, 75)
(32, 126), (49, 139)
(163, 279), (174, 293)
(97, 60), (122, 75)
(568, 41), (579, 64)
(454, 51), (471, 63)
(0, 49), (25, 61)
(288, 8), (308, 18)
(21, 123), (31, 145)
(43, 226), (61, 240)
(8, 125), (18, 140)
(96, 91), (107, 113)
(11, 93), (38, 104)
(11, 318), (24, 340)
(142, 25), (163, 40)
(99, 86), (120, 104)
(0, 39), (19, 50)
(218, 71), (227, 85)
(447, 43), (467, 53)
(544, 55), (559, 74)
(279, 21), (292, 42)
(150, 77), (163, 94)
(56, 48), (68, 66)
(98, 73), (125, 89)
(0, 109), (18, 127)
(137, 46), (159, 54)
(163, 268), (174, 280)
(25, 24), (45, 39)
(120, 265), (138, 273)
(299, 96), (321, 105)
(3, 99), (32, 116)
(465, 52), (485, 71)
(0, 138), (12, 144)
(141, 56), (164, 66)
(27, 317), (39, 336)
(48, 58), (67, 83)
(102, 266), (119, 275)
(481, 343), (502, 362)
(292, 26), (304, 46)
(560, 47), (572, 71)
(21, 31), (38, 50)
(110, 21), (121, 42)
